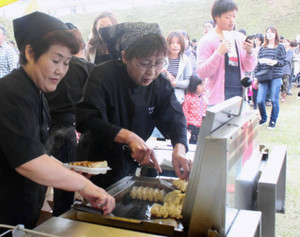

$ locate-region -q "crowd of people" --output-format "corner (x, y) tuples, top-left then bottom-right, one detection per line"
(0, 0), (299, 232)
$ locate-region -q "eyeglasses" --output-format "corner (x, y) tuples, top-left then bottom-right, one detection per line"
(136, 60), (165, 71)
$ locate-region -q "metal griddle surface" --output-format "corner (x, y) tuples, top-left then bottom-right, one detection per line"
(113, 196), (152, 220)
(74, 176), (183, 230)
(110, 176), (175, 220)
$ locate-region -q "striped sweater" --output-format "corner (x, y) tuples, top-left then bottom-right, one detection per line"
(255, 44), (287, 80)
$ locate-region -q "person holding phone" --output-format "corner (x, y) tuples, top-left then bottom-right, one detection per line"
(196, 0), (257, 106)
(245, 34), (255, 43)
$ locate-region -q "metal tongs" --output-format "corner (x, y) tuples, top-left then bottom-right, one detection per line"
(122, 144), (162, 181)
(156, 167), (162, 183)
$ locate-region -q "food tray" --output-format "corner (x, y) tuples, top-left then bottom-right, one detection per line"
(108, 176), (175, 219)
(71, 176), (185, 236)
(63, 163), (111, 175)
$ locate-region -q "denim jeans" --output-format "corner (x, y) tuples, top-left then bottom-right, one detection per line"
(257, 78), (282, 123)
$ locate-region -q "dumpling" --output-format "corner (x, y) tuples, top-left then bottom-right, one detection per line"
(130, 186), (138, 199)
(172, 179), (188, 192)
(150, 203), (168, 218)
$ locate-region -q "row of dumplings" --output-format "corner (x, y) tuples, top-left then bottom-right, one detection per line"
(130, 186), (166, 202)
(129, 179), (188, 219)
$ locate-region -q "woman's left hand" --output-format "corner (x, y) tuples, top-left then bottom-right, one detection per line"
(172, 143), (192, 180)
(79, 180), (116, 215)
(164, 71), (176, 86)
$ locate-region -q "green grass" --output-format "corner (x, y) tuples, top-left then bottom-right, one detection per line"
(257, 86), (300, 237)
(1, 0), (300, 43)
(1, 1), (300, 235)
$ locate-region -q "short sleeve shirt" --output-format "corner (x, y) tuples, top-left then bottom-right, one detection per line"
(0, 67), (49, 227)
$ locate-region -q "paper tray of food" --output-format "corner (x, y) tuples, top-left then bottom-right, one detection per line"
(63, 161), (111, 175)
(71, 176), (187, 236)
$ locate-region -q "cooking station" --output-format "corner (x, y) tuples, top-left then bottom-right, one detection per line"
(21, 97), (286, 237)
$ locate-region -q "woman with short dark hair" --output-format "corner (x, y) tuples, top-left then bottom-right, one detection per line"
(76, 22), (192, 189)
(0, 12), (115, 232)
(254, 33), (264, 49)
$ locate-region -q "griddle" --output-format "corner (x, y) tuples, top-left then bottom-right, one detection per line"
(72, 176), (185, 236)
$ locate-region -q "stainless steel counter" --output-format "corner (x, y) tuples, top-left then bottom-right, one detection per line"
(25, 217), (165, 237)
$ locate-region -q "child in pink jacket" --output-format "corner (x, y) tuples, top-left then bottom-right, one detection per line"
(182, 76), (207, 144)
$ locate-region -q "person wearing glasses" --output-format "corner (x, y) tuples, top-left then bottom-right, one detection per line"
(76, 22), (192, 189)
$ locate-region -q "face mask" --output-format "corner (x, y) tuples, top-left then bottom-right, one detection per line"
(266, 32), (275, 40)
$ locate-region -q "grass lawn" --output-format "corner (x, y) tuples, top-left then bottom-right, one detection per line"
(256, 86), (300, 236)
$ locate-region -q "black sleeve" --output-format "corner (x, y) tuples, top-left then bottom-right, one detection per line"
(0, 78), (46, 168)
(75, 65), (122, 145)
(276, 44), (287, 67)
(254, 47), (264, 74)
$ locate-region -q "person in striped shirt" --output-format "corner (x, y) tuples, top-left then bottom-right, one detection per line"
(255, 26), (286, 129)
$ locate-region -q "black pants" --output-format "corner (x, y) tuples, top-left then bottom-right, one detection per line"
(188, 124), (200, 144)
(252, 88), (258, 109)
(53, 188), (75, 216)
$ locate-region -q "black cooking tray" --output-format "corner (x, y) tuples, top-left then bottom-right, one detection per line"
(72, 176), (185, 236)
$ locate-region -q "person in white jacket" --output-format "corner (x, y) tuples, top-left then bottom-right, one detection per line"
(163, 31), (192, 104)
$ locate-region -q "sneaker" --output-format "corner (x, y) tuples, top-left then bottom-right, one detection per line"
(267, 121), (276, 129)
(259, 120), (267, 126)
(298, 91), (300, 98)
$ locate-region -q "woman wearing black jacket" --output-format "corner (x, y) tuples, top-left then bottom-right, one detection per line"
(76, 22), (192, 189)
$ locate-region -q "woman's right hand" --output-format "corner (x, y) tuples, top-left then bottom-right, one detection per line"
(79, 180), (115, 215)
(114, 129), (162, 173)
(127, 134), (162, 173)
